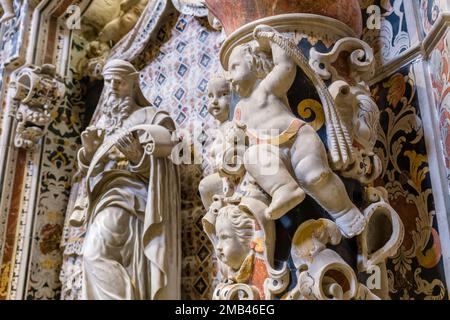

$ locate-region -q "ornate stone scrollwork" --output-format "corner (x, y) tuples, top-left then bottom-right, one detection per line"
(356, 186), (405, 300)
(309, 37), (375, 85)
(286, 219), (358, 300)
(9, 64), (65, 149)
(213, 282), (260, 300)
(285, 193), (403, 301)
(358, 187), (404, 271)
(310, 38), (382, 184)
(0, 0), (15, 23)
(200, 19), (404, 300)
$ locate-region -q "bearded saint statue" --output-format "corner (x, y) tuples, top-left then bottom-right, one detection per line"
(69, 59), (181, 300)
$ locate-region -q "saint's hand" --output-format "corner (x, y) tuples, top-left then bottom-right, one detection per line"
(116, 130), (145, 165)
(81, 126), (105, 160)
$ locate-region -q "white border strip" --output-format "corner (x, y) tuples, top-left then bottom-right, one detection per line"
(413, 59), (450, 292)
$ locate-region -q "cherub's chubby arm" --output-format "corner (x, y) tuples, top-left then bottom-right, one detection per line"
(254, 25), (297, 99)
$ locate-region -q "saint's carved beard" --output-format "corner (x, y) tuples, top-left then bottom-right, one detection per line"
(104, 93), (132, 136)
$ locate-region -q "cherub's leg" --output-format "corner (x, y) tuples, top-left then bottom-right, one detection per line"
(199, 173), (224, 210)
(244, 143), (305, 220)
(290, 125), (366, 238)
(0, 0), (15, 23)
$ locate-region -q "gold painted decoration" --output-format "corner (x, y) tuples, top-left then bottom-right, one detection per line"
(297, 99), (325, 131)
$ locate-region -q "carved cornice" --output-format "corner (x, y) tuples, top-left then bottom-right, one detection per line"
(220, 13), (357, 71)
(368, 44), (422, 87)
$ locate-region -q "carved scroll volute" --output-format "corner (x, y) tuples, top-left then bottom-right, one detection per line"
(309, 37), (375, 86)
(287, 217), (397, 301)
(357, 198), (404, 271)
(309, 38), (383, 184)
(288, 219), (358, 300)
(213, 282), (260, 300)
(10, 64), (65, 149)
(356, 187), (405, 300)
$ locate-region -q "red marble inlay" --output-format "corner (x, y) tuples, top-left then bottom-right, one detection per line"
(44, 0), (77, 65)
(53, 0), (77, 17)
(0, 149), (27, 300)
(44, 17), (58, 65)
(249, 257), (269, 299)
(205, 0), (362, 36)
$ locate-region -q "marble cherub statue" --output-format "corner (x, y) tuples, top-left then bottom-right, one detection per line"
(200, 73), (306, 221)
(215, 205), (256, 275)
(199, 73), (234, 209)
(98, 0), (148, 44)
(0, 0), (14, 23)
(225, 25), (367, 238)
(79, 0), (148, 78)
(202, 201), (265, 299)
(203, 194), (288, 299)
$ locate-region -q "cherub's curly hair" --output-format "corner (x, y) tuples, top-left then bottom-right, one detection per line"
(239, 42), (274, 79)
(208, 72), (228, 87)
(216, 205), (255, 247)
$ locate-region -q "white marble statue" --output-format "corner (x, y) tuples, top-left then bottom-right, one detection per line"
(226, 25), (366, 238)
(99, 0), (149, 44)
(199, 73), (233, 209)
(70, 59), (180, 300)
(200, 73), (306, 221)
(215, 205), (256, 275)
(0, 0), (14, 23)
